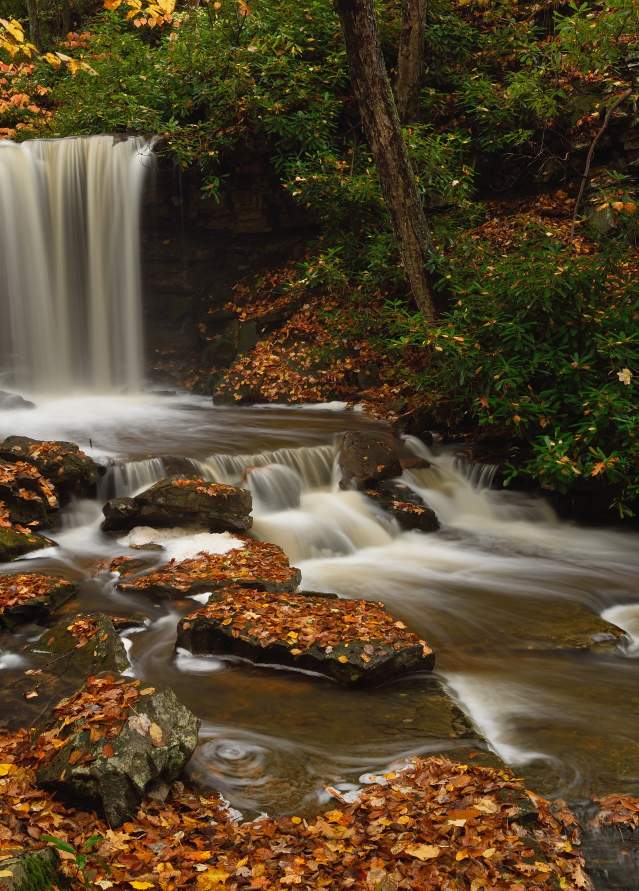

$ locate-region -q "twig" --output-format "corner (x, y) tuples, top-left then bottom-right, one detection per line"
(570, 88), (632, 239)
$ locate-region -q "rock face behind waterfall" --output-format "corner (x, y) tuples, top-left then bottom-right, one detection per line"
(0, 437), (99, 500)
(102, 477), (252, 532)
(338, 431), (402, 489)
(35, 675), (199, 827)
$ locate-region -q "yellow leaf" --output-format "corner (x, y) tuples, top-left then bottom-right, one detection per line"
(481, 847), (496, 858)
(456, 850), (470, 862)
(0, 870), (15, 879)
(129, 883), (155, 889)
(405, 844), (440, 860)
(0, 764), (13, 777)
(197, 869), (230, 890)
(337, 655), (348, 664)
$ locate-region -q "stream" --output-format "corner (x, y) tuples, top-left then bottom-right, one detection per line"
(2, 391), (639, 821)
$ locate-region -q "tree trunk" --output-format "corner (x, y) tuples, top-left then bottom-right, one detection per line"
(26, 0), (42, 49)
(62, 0), (72, 36)
(335, 0), (435, 320)
(396, 0), (427, 123)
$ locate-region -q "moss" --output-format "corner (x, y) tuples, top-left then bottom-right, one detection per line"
(0, 848), (62, 891)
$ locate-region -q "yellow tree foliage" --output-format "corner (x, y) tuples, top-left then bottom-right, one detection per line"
(0, 18), (37, 60)
(104, 0), (176, 28)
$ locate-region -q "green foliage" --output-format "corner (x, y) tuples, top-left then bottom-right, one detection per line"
(393, 233), (639, 514)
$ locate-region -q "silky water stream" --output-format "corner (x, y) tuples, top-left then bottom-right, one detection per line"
(1, 393), (639, 827)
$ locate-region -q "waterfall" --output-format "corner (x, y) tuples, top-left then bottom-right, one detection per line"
(0, 134), (154, 393)
(193, 443), (338, 490)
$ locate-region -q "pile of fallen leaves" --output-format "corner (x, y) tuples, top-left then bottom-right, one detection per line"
(0, 573), (72, 618)
(170, 479), (237, 498)
(0, 460), (58, 511)
(182, 588), (433, 661)
(0, 726), (593, 891)
(31, 675), (147, 765)
(591, 794), (639, 831)
(115, 538), (300, 596)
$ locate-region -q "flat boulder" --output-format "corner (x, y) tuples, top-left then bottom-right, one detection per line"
(338, 431), (402, 489)
(116, 537), (300, 598)
(177, 587), (434, 685)
(0, 525), (53, 563)
(35, 675), (199, 827)
(365, 480), (440, 532)
(102, 477), (252, 533)
(0, 461), (58, 528)
(0, 573), (76, 629)
(0, 437), (99, 499)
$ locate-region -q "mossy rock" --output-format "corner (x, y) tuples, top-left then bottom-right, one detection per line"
(0, 528), (53, 564)
(29, 613), (129, 677)
(0, 848), (62, 891)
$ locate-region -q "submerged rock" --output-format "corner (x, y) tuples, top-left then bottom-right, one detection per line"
(365, 479), (440, 532)
(0, 461), (58, 529)
(35, 675), (199, 827)
(177, 587), (434, 685)
(0, 526), (53, 563)
(338, 431), (402, 489)
(102, 477), (252, 533)
(0, 573), (76, 629)
(116, 537), (301, 598)
(0, 436), (99, 499)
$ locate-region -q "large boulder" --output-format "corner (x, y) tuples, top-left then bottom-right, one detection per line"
(102, 477), (252, 533)
(116, 537), (301, 598)
(0, 437), (99, 500)
(35, 675), (199, 826)
(338, 431), (402, 490)
(177, 587), (434, 685)
(365, 480), (440, 533)
(0, 573), (76, 629)
(0, 461), (58, 528)
(0, 526), (53, 563)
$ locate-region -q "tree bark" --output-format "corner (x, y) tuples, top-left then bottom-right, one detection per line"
(335, 0), (436, 320)
(26, 0), (42, 49)
(396, 0), (427, 123)
(62, 0), (72, 36)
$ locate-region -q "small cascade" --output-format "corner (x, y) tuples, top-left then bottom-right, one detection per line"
(100, 456), (167, 499)
(193, 443), (337, 490)
(0, 135), (154, 392)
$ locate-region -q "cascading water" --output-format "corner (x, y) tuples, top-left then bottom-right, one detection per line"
(0, 134), (153, 393)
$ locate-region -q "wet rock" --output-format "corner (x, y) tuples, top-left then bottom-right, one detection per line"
(365, 480), (439, 533)
(36, 675), (199, 827)
(177, 587), (434, 685)
(116, 537), (301, 598)
(0, 847), (60, 891)
(0, 390), (35, 410)
(338, 431), (402, 490)
(0, 461), (58, 529)
(0, 574), (76, 629)
(102, 477), (252, 533)
(0, 527), (53, 563)
(578, 797), (639, 890)
(29, 613), (129, 677)
(0, 437), (99, 499)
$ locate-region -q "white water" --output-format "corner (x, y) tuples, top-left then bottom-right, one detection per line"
(0, 135), (153, 392)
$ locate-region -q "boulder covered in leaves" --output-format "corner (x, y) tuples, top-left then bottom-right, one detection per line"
(177, 587), (434, 685)
(116, 537), (301, 599)
(0, 574), (76, 629)
(0, 437), (99, 500)
(102, 477), (252, 533)
(0, 525), (53, 564)
(338, 431), (402, 490)
(0, 461), (58, 529)
(365, 479), (440, 533)
(35, 675), (199, 827)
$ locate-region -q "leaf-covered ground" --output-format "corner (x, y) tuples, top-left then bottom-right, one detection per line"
(0, 704), (593, 891)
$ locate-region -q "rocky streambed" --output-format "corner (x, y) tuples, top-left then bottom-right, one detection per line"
(1, 394), (639, 889)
